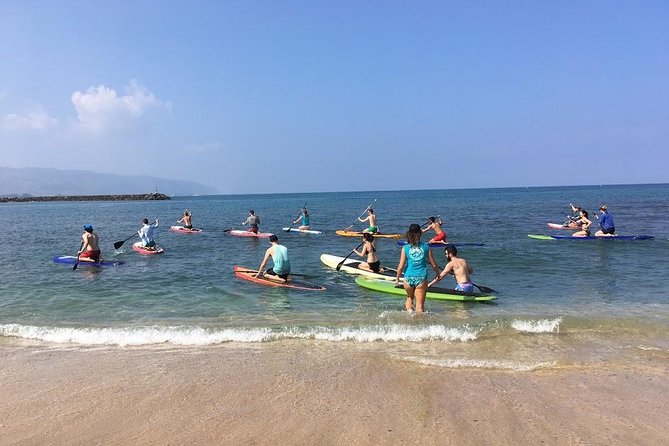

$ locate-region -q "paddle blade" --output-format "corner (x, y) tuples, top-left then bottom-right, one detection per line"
(223, 228), (232, 233)
(113, 241), (124, 249)
(72, 262), (79, 271)
(335, 260), (345, 271)
(474, 284), (496, 294)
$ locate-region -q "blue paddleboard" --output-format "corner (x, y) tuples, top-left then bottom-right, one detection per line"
(52, 255), (125, 267)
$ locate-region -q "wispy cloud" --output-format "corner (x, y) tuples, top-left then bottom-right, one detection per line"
(70, 79), (169, 132)
(1, 107), (58, 131)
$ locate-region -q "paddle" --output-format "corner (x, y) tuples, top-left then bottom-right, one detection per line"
(336, 241), (365, 271)
(472, 283), (496, 294)
(72, 241), (83, 271)
(285, 202), (307, 232)
(344, 199), (376, 232)
(236, 269), (314, 278)
(223, 228), (233, 233)
(113, 233), (137, 250)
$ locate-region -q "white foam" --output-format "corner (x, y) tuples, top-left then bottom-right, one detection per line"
(0, 323), (478, 346)
(404, 356), (556, 372)
(511, 317), (562, 333)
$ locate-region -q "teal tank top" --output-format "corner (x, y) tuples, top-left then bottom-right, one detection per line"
(402, 242), (429, 278)
(272, 244), (291, 275)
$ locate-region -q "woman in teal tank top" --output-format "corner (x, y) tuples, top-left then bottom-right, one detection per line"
(395, 224), (440, 313)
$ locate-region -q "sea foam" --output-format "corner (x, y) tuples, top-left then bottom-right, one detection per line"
(403, 356), (556, 372)
(511, 317), (562, 333)
(0, 323), (478, 346)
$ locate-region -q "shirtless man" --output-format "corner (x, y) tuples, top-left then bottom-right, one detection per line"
(177, 209), (193, 229)
(78, 224), (101, 262)
(428, 244), (474, 292)
(358, 208), (378, 234)
(422, 216), (447, 244)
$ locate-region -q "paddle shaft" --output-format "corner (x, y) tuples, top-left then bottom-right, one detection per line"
(236, 269), (313, 278)
(72, 241), (83, 270)
(336, 241), (365, 271)
(345, 199), (376, 231)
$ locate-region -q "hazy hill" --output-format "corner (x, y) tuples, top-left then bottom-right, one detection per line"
(0, 167), (218, 196)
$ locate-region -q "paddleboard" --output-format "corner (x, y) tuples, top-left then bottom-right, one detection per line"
(229, 230), (274, 238)
(396, 240), (485, 248)
(547, 222), (580, 230)
(52, 255), (125, 267)
(335, 230), (401, 239)
(233, 266), (326, 291)
(132, 242), (165, 255)
(170, 225), (203, 233)
(355, 277), (496, 302)
(320, 254), (398, 280)
(528, 234), (654, 241)
(282, 227), (323, 234)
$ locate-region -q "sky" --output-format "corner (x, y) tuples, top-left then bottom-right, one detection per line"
(1, 1), (667, 194)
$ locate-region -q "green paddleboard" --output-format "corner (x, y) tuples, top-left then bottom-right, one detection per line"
(355, 277), (497, 302)
(527, 234), (555, 240)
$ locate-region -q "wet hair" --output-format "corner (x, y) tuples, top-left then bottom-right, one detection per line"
(428, 216), (436, 223)
(249, 210), (255, 215)
(362, 232), (374, 242)
(581, 210), (589, 218)
(269, 234), (278, 243)
(406, 223), (422, 246)
(302, 208), (308, 216)
(367, 208), (374, 214)
(143, 218), (149, 224)
(445, 244), (458, 257)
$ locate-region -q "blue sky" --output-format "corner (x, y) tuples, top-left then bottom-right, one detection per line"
(1, 1), (667, 193)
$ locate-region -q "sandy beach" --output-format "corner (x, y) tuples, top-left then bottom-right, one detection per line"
(1, 343), (667, 445)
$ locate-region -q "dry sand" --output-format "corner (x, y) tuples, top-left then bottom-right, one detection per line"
(1, 343), (667, 445)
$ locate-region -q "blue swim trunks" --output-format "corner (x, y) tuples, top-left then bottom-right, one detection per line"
(455, 282), (474, 293)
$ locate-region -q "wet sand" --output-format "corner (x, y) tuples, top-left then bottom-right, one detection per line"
(1, 343), (667, 445)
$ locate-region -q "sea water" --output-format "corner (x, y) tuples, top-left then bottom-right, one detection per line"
(1, 184), (667, 370)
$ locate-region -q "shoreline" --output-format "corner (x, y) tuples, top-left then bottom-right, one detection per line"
(1, 343), (667, 445)
(0, 192), (170, 203)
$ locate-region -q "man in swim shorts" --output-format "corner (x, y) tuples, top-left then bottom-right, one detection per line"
(243, 210), (261, 234)
(359, 208), (378, 233)
(256, 235), (291, 282)
(428, 245), (475, 293)
(78, 224), (101, 262)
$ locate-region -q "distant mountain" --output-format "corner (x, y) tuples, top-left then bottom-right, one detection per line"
(0, 167), (218, 196)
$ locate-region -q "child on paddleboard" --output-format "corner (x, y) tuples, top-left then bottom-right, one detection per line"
(358, 208), (378, 234)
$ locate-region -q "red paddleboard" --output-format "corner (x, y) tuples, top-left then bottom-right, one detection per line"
(229, 230), (273, 238)
(132, 241), (165, 255)
(233, 266), (326, 291)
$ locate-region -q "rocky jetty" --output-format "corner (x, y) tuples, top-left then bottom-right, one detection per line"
(0, 192), (171, 203)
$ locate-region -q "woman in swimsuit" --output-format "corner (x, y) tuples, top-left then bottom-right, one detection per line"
(352, 233), (381, 273)
(571, 209), (592, 237)
(422, 216), (447, 243)
(395, 224), (440, 313)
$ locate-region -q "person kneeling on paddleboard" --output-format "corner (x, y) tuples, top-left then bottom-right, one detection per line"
(294, 207), (310, 230)
(422, 216), (447, 244)
(138, 218), (159, 250)
(78, 224), (101, 262)
(428, 245), (475, 292)
(242, 210), (261, 234)
(177, 209), (193, 229)
(352, 233), (382, 273)
(595, 205), (615, 236)
(256, 235), (291, 282)
(358, 208), (379, 234)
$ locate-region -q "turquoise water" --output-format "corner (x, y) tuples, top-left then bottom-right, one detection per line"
(1, 184), (668, 369)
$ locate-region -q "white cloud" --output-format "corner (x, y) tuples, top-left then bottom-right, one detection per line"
(1, 108), (58, 131)
(70, 79), (168, 132)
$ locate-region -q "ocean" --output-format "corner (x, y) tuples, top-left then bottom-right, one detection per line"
(1, 184), (667, 371)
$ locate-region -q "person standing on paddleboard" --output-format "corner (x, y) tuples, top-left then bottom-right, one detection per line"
(395, 224), (440, 313)
(177, 209), (193, 229)
(428, 245), (474, 292)
(595, 205), (615, 236)
(422, 216), (447, 244)
(358, 208), (378, 234)
(242, 210), (261, 234)
(77, 224), (101, 262)
(256, 234), (291, 282)
(138, 218), (159, 250)
(352, 233), (382, 273)
(294, 207), (310, 230)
